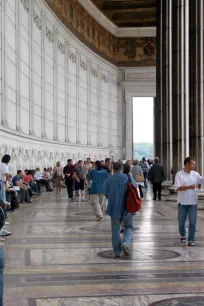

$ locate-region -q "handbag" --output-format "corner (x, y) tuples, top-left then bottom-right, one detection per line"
(136, 174), (144, 182)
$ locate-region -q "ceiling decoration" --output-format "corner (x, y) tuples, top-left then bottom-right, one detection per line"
(45, 0), (156, 67)
(90, 0), (157, 27)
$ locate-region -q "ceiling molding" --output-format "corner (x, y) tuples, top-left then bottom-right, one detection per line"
(77, 0), (156, 37)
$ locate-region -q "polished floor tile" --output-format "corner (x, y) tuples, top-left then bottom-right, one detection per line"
(3, 189), (204, 305)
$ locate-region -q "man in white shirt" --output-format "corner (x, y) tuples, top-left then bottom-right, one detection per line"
(174, 157), (204, 246)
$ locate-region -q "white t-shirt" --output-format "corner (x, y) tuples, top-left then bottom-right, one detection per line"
(0, 163), (9, 182)
(174, 170), (204, 205)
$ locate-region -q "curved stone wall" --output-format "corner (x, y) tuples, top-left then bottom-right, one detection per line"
(0, 0), (122, 173)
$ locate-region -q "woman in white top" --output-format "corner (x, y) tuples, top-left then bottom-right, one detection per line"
(0, 155), (11, 203)
(53, 161), (63, 194)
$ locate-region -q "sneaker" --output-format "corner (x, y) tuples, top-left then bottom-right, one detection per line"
(96, 217), (103, 222)
(115, 253), (120, 259)
(122, 244), (129, 256)
(153, 198), (156, 201)
(0, 229), (12, 237)
(180, 237), (186, 243)
(188, 241), (196, 246)
(5, 221), (10, 225)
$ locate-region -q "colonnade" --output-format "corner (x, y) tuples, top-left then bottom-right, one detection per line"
(155, 0), (204, 178)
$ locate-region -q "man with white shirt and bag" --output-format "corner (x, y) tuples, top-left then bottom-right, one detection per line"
(175, 157), (204, 246)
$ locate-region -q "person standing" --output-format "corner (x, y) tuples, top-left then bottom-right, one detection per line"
(63, 159), (76, 200)
(174, 157), (204, 246)
(75, 160), (86, 200)
(150, 157), (164, 201)
(0, 155), (11, 204)
(132, 160), (144, 198)
(104, 162), (134, 258)
(53, 161), (63, 194)
(87, 161), (108, 221)
(140, 157), (149, 188)
(103, 158), (112, 175)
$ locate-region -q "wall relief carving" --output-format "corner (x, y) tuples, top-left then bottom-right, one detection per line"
(45, 0), (156, 67)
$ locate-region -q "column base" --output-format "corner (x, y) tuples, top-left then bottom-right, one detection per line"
(97, 143), (102, 147)
(65, 138), (71, 143)
(29, 129), (36, 136)
(1, 119), (8, 127)
(87, 141), (92, 146)
(53, 136), (59, 141)
(41, 133), (48, 139)
(76, 140), (81, 144)
(16, 126), (22, 132)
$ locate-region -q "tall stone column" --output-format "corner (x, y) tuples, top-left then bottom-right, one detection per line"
(189, 0), (204, 176)
(172, 0), (189, 172)
(155, 0), (163, 163)
(156, 0), (173, 179)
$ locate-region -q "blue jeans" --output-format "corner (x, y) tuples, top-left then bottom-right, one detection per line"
(143, 172), (148, 188)
(0, 247), (5, 306)
(178, 204), (197, 242)
(111, 211), (134, 255)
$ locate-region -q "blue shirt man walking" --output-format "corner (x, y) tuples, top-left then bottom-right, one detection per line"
(104, 161), (134, 258)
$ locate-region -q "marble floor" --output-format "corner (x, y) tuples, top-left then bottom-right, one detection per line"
(3, 189), (204, 306)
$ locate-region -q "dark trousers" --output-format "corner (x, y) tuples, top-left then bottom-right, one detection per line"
(66, 179), (74, 199)
(153, 183), (161, 199)
(138, 185), (143, 198)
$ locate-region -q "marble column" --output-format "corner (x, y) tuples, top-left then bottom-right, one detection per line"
(157, 0), (189, 176)
(161, 0), (173, 179)
(155, 0), (163, 163)
(172, 0), (189, 172)
(125, 96), (133, 160)
(189, 0), (204, 176)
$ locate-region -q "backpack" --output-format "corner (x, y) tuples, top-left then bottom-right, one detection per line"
(125, 176), (142, 213)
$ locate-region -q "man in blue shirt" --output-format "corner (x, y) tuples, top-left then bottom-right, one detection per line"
(104, 161), (134, 258)
(87, 161), (108, 221)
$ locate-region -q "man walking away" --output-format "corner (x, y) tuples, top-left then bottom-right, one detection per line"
(87, 161), (108, 221)
(175, 157), (204, 246)
(63, 159), (75, 200)
(150, 157), (164, 201)
(104, 162), (134, 258)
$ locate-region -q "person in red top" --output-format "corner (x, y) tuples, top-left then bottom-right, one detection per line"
(63, 159), (76, 200)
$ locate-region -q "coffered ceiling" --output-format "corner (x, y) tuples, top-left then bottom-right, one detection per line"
(90, 0), (157, 27)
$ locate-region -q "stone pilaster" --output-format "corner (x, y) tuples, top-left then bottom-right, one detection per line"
(189, 0), (204, 175)
(16, 0), (22, 132)
(97, 66), (101, 147)
(53, 28), (58, 141)
(29, 0), (35, 135)
(76, 50), (80, 144)
(87, 59), (91, 145)
(172, 0), (189, 172)
(41, 14), (47, 139)
(65, 41), (70, 143)
(1, 0), (8, 127)
(108, 72), (112, 148)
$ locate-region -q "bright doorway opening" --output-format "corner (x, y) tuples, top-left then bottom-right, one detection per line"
(133, 97), (154, 161)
